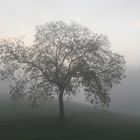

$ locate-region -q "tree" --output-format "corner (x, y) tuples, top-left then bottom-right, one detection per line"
(0, 21), (125, 120)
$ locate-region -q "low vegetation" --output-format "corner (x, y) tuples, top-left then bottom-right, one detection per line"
(0, 100), (140, 140)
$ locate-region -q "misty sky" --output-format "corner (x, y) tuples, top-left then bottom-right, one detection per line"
(0, 0), (140, 67)
(0, 0), (140, 115)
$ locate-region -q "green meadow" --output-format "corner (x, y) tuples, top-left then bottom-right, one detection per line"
(0, 99), (140, 140)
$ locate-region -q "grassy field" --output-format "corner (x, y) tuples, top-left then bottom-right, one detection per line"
(0, 99), (140, 140)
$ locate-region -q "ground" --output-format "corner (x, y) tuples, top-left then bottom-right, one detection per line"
(0, 99), (140, 140)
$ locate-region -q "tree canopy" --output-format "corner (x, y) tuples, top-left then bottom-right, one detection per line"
(0, 21), (125, 119)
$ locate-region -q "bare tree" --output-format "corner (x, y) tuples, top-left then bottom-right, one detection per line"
(0, 21), (125, 120)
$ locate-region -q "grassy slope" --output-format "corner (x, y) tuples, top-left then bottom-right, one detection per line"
(0, 99), (140, 140)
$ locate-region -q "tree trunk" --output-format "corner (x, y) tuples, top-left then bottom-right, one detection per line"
(59, 91), (64, 120)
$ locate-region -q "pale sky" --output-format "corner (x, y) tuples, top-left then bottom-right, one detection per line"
(0, 0), (140, 67)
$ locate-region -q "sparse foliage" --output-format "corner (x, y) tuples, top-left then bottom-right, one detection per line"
(0, 21), (125, 119)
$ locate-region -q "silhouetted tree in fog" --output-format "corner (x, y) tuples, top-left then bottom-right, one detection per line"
(0, 21), (125, 120)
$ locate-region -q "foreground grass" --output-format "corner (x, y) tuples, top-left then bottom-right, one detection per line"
(1, 117), (140, 140)
(0, 100), (140, 140)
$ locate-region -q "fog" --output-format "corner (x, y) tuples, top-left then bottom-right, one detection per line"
(0, 0), (140, 117)
(110, 66), (140, 115)
(0, 66), (140, 116)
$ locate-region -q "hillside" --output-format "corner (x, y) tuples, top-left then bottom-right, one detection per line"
(0, 99), (140, 140)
